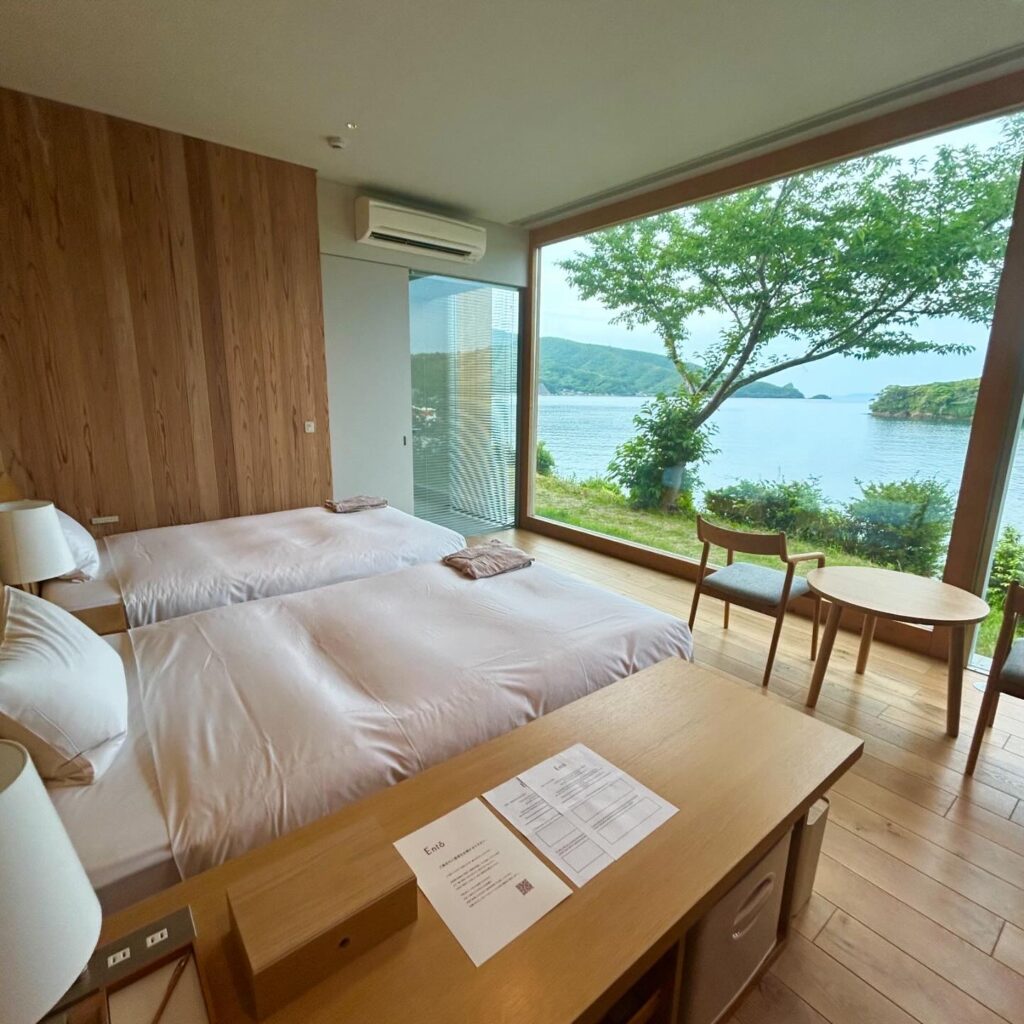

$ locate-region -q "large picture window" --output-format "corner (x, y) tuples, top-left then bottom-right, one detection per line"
(529, 113), (1024, 654)
(411, 274), (519, 535)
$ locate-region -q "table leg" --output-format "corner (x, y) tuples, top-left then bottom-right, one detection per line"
(855, 614), (876, 675)
(806, 602), (842, 709)
(947, 625), (966, 739)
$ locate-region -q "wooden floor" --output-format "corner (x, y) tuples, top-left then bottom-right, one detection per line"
(496, 529), (1024, 1024)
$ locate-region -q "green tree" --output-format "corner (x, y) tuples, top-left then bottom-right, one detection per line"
(561, 119), (1024, 507)
(988, 525), (1024, 605)
(608, 394), (717, 510)
(536, 440), (556, 476)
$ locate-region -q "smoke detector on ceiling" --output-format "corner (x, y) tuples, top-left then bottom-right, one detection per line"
(325, 135), (349, 150)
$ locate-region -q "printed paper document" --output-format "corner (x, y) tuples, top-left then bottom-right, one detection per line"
(484, 744), (677, 885)
(393, 798), (571, 966)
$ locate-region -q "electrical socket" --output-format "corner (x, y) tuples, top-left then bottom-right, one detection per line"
(145, 927), (169, 949)
(107, 947), (131, 968)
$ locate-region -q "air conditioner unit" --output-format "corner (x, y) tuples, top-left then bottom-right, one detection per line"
(354, 197), (486, 263)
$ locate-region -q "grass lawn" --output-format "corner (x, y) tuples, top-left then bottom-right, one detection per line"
(534, 474), (877, 575)
(534, 473), (1008, 657)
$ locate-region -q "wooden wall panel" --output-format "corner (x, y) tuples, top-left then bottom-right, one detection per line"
(0, 87), (331, 535)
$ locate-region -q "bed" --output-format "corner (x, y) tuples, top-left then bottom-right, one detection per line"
(42, 505), (465, 628)
(51, 561), (693, 905)
(49, 633), (178, 912)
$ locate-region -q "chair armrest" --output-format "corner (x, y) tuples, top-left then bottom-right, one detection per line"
(787, 551), (826, 568)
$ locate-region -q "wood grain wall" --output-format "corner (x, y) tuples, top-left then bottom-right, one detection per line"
(0, 87), (331, 535)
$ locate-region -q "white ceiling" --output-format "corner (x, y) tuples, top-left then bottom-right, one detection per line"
(4, 0), (1024, 225)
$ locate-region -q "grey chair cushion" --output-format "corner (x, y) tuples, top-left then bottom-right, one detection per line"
(701, 561), (810, 611)
(999, 639), (1024, 700)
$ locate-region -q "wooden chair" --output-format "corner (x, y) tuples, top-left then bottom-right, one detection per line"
(688, 516), (825, 688)
(967, 580), (1024, 775)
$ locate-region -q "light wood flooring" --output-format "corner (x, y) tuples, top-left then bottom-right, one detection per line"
(495, 528), (1024, 1024)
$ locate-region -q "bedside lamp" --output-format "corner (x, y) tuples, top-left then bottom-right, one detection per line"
(0, 740), (102, 1024)
(0, 500), (75, 593)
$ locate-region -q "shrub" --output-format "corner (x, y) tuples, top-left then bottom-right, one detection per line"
(842, 477), (954, 577)
(700, 475), (954, 575)
(608, 392), (717, 509)
(987, 525), (1024, 606)
(536, 440), (556, 477)
(703, 479), (827, 535)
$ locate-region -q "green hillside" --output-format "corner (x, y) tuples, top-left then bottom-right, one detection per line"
(539, 337), (804, 398)
(539, 337), (679, 395)
(870, 378), (978, 421)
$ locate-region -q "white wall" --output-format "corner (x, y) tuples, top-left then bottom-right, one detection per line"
(318, 179), (528, 512)
(318, 179), (529, 288)
(321, 255), (415, 511)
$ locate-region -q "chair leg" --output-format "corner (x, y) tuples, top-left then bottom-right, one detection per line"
(723, 601), (730, 630)
(967, 679), (1003, 775)
(762, 607), (787, 688)
(987, 691), (1000, 728)
(688, 585), (701, 631)
(810, 596), (821, 661)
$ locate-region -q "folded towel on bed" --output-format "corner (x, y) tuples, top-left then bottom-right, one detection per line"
(324, 495), (389, 513)
(442, 540), (534, 579)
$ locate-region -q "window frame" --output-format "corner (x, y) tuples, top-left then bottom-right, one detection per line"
(516, 70), (1024, 659)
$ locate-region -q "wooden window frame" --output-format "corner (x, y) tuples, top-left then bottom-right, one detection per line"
(516, 70), (1024, 660)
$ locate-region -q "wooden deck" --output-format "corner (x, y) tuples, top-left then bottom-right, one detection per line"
(494, 529), (1024, 1024)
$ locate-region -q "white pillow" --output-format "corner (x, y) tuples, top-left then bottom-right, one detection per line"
(56, 509), (101, 581)
(0, 586), (127, 785)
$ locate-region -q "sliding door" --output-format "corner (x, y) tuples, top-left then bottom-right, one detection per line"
(410, 274), (519, 535)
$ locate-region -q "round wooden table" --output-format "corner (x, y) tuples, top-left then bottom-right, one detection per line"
(805, 566), (989, 737)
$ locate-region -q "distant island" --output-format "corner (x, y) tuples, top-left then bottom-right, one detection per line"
(539, 337), (805, 398)
(810, 393), (831, 400)
(869, 378), (978, 421)
(735, 381), (804, 399)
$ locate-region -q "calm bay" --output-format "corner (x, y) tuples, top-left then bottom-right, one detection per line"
(537, 395), (1024, 535)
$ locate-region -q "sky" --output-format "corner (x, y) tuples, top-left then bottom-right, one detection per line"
(538, 116), (1012, 397)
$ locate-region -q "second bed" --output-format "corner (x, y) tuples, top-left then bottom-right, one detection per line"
(42, 504), (465, 629)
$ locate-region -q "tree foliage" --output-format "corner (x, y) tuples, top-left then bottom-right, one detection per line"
(608, 394), (717, 509)
(536, 440), (556, 476)
(988, 525), (1024, 605)
(560, 120), (1023, 435)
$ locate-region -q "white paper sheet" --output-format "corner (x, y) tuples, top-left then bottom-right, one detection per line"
(483, 777), (613, 886)
(393, 799), (572, 966)
(485, 744), (677, 883)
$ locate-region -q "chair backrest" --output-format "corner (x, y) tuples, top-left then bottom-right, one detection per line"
(695, 515), (788, 560)
(991, 580), (1024, 677)
(1005, 580), (1024, 618)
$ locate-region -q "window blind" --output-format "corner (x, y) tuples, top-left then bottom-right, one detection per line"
(410, 274), (519, 535)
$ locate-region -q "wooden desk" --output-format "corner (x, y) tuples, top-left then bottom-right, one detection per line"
(102, 659), (861, 1024)
(805, 566), (989, 737)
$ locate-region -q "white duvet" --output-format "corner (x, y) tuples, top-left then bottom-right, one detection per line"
(132, 562), (693, 877)
(105, 505), (464, 626)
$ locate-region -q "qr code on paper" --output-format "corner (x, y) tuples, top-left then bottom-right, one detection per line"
(515, 878), (534, 896)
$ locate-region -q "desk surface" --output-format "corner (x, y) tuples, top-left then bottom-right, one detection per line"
(103, 658), (862, 1024)
(807, 565), (989, 625)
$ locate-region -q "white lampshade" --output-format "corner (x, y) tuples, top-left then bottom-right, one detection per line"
(0, 740), (102, 1024)
(0, 500), (76, 585)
